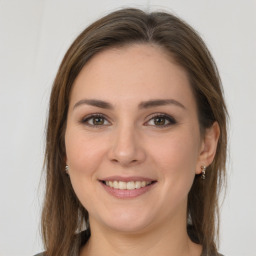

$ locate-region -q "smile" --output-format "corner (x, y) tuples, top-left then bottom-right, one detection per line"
(103, 180), (154, 190)
(100, 178), (157, 199)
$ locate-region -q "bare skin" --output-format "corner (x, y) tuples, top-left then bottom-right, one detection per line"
(65, 44), (219, 256)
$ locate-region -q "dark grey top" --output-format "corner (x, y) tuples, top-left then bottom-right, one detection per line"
(34, 230), (224, 256)
(34, 249), (224, 256)
(34, 251), (224, 256)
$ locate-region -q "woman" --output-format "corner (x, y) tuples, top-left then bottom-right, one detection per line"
(37, 8), (227, 256)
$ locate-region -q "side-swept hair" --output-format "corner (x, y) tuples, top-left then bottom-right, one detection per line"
(42, 8), (228, 256)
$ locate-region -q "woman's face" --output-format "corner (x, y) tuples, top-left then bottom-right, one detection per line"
(65, 44), (206, 233)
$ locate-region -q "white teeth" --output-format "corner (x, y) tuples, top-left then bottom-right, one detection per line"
(127, 181), (135, 190)
(104, 180), (152, 190)
(119, 181), (126, 189)
(135, 181), (141, 189)
(113, 181), (118, 189)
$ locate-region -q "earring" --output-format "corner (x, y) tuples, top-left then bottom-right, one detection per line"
(65, 165), (69, 174)
(201, 166), (206, 180)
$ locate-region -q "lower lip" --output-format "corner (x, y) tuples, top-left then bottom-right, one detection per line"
(101, 182), (156, 199)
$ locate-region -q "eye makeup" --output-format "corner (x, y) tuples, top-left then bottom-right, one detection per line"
(79, 112), (177, 129)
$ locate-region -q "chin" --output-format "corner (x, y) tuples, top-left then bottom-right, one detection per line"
(94, 210), (155, 234)
(105, 220), (152, 234)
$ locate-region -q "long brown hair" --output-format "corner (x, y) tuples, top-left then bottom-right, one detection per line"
(42, 8), (228, 256)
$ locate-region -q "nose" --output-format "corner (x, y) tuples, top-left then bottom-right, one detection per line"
(107, 123), (146, 167)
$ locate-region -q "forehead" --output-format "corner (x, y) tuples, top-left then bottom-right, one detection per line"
(70, 44), (195, 108)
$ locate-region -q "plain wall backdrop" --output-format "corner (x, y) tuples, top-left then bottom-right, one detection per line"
(0, 1), (255, 255)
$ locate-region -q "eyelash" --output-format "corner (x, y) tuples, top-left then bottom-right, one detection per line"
(81, 113), (177, 128)
(81, 114), (110, 128)
(146, 113), (177, 127)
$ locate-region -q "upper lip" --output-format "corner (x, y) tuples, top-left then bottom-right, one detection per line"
(99, 176), (156, 182)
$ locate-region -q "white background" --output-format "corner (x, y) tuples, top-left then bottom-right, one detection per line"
(0, 1), (255, 255)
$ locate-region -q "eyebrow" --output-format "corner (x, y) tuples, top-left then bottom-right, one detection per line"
(73, 99), (113, 110)
(138, 99), (185, 109)
(73, 98), (186, 110)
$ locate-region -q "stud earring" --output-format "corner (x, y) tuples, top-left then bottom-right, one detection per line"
(65, 165), (69, 174)
(201, 166), (206, 180)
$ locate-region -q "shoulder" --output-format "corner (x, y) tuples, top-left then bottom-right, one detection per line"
(201, 251), (224, 256)
(33, 230), (89, 256)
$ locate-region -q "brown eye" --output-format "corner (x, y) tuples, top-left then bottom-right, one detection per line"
(92, 117), (104, 125)
(82, 114), (110, 127)
(154, 117), (166, 126)
(146, 114), (176, 127)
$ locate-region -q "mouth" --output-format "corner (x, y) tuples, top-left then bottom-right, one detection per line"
(99, 177), (157, 199)
(101, 180), (156, 190)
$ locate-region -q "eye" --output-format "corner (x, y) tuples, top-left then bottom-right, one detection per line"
(146, 113), (176, 127)
(81, 114), (110, 127)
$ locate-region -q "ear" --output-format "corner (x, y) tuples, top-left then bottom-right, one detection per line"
(195, 121), (220, 174)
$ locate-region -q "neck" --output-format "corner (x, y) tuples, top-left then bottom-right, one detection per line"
(80, 212), (202, 256)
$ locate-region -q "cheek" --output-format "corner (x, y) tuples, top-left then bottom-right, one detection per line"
(65, 130), (106, 173)
(65, 130), (111, 205)
(65, 130), (107, 207)
(149, 129), (200, 188)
